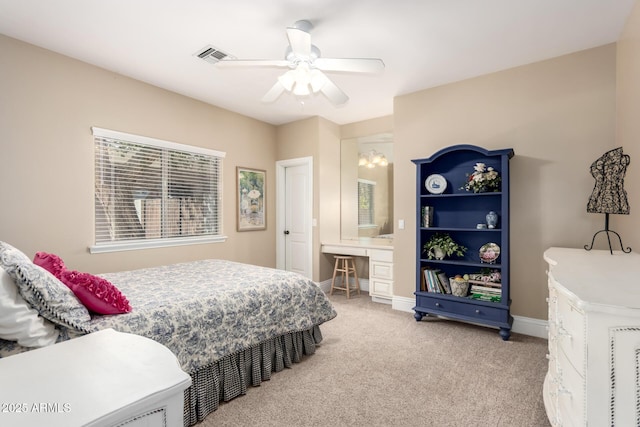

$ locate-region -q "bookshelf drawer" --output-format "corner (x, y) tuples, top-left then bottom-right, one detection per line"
(416, 295), (506, 323)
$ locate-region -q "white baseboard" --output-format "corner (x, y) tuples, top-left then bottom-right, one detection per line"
(392, 295), (547, 338)
(319, 283), (548, 339)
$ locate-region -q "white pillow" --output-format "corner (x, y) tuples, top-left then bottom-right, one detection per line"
(0, 267), (59, 347)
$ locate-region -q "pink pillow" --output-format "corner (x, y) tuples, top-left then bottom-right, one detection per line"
(33, 252), (66, 279)
(60, 270), (132, 315)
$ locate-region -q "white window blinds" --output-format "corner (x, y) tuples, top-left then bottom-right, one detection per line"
(91, 127), (226, 252)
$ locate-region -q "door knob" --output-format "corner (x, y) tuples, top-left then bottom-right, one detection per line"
(284, 230), (290, 235)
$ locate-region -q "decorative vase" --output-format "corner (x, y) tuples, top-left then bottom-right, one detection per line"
(433, 247), (445, 260)
(449, 278), (469, 297)
(486, 211), (498, 229)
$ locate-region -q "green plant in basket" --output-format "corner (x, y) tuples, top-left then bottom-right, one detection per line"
(423, 233), (467, 260)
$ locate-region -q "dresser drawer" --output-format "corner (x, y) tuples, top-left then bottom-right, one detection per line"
(547, 278), (558, 325)
(416, 295), (508, 324)
(370, 260), (393, 280)
(556, 291), (586, 377)
(556, 350), (585, 427)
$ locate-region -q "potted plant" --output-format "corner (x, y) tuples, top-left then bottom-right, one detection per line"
(423, 233), (467, 260)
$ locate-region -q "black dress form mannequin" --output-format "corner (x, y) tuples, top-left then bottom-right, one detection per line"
(585, 147), (631, 254)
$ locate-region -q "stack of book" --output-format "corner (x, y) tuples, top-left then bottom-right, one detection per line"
(421, 267), (451, 294)
(469, 280), (501, 302)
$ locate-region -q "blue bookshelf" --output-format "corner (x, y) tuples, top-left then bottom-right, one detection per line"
(412, 145), (514, 340)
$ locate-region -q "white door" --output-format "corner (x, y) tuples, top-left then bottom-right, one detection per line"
(276, 157), (313, 279)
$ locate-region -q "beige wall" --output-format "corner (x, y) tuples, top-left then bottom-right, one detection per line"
(0, 35), (277, 273)
(1, 26), (629, 325)
(275, 116), (341, 282)
(617, 0), (640, 246)
(341, 116), (394, 140)
(394, 44), (617, 320)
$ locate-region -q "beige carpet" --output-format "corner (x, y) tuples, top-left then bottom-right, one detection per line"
(198, 293), (550, 427)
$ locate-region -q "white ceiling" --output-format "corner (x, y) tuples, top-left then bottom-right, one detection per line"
(0, 0), (635, 126)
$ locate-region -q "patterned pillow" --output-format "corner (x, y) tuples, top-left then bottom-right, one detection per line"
(60, 270), (132, 315)
(0, 241), (31, 269)
(0, 241), (91, 334)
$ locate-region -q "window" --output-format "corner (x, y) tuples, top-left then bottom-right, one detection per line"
(358, 179), (376, 227)
(91, 127), (226, 253)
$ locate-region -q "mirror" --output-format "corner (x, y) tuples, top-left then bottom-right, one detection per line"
(340, 133), (394, 240)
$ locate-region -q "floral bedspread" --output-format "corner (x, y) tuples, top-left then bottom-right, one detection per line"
(0, 260), (337, 373)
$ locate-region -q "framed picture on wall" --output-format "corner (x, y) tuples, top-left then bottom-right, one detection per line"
(237, 167), (266, 231)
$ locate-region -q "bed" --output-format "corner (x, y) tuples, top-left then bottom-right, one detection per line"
(0, 241), (337, 426)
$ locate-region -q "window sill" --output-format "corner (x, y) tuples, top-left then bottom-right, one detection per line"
(89, 235), (228, 254)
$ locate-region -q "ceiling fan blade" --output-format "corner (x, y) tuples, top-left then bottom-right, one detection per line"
(286, 27), (311, 58)
(319, 75), (349, 106)
(262, 81), (285, 103)
(216, 59), (290, 68)
(314, 58), (385, 73)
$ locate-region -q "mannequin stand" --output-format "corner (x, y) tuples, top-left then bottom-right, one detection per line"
(584, 213), (631, 254)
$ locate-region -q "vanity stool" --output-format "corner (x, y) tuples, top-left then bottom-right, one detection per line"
(330, 255), (360, 298)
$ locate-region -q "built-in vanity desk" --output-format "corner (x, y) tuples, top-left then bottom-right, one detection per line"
(321, 239), (394, 303)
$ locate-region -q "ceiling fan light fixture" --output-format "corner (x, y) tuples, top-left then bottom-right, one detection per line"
(218, 19), (384, 106)
(278, 70), (296, 91)
(291, 64), (311, 95)
(293, 82), (311, 96)
(309, 69), (326, 93)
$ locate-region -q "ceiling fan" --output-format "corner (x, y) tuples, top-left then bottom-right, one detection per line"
(216, 20), (385, 106)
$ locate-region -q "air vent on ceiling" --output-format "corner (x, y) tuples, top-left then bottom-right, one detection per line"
(195, 45), (234, 64)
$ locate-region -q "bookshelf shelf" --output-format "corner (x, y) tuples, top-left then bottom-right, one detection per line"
(412, 145), (514, 340)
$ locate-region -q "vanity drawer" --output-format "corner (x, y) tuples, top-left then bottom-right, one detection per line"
(370, 278), (392, 297)
(369, 249), (393, 262)
(321, 245), (368, 257)
(370, 261), (393, 280)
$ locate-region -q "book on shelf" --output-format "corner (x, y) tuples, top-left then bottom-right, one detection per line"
(468, 279), (502, 288)
(422, 267), (449, 294)
(470, 293), (501, 303)
(470, 284), (502, 294)
(425, 268), (440, 293)
(420, 267), (427, 291)
(437, 271), (451, 294)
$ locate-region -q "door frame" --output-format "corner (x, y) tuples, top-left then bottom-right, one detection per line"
(276, 156), (313, 279)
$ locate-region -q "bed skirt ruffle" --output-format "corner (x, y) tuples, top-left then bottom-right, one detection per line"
(182, 325), (324, 426)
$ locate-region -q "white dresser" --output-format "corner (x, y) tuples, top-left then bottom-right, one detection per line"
(0, 328), (191, 427)
(544, 247), (640, 426)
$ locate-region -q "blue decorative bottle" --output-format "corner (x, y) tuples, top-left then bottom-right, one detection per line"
(486, 211), (498, 229)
